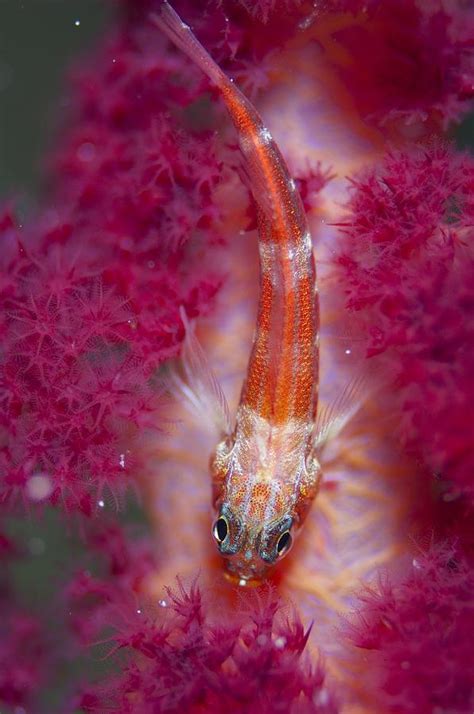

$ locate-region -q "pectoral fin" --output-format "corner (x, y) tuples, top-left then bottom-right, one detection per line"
(313, 373), (367, 452)
(167, 307), (231, 436)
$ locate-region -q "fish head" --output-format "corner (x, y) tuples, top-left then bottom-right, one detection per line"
(211, 479), (296, 586)
(210, 430), (321, 585)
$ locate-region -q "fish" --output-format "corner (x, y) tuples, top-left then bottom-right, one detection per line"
(152, 2), (359, 586)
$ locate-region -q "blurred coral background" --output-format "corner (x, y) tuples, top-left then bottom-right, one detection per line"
(1, 1), (474, 712)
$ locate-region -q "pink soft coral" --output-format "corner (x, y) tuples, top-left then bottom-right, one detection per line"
(73, 579), (336, 714)
(0, 524), (50, 710)
(0, 15), (228, 512)
(0, 608), (47, 708)
(63, 520), (335, 712)
(325, 0), (474, 129)
(347, 542), (474, 713)
(335, 144), (474, 508)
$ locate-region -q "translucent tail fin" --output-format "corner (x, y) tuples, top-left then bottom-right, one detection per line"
(150, 2), (228, 89)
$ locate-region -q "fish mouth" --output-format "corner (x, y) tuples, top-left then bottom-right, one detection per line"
(223, 568), (264, 588)
(222, 555), (270, 587)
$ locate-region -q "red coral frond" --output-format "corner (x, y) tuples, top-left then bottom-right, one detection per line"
(71, 579), (337, 713)
(328, 0), (474, 129)
(335, 144), (474, 506)
(346, 543), (474, 712)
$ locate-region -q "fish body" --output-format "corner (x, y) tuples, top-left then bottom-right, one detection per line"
(153, 2), (320, 585)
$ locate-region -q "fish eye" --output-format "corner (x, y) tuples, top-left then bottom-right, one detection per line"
(276, 530), (292, 557)
(213, 516), (229, 544)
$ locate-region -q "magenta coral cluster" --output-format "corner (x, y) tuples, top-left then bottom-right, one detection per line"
(0, 18), (227, 513)
(1, 0), (474, 712)
(331, 0), (474, 127)
(347, 543), (474, 712)
(336, 144), (474, 525)
(334, 140), (474, 712)
(0, 607), (47, 708)
(0, 522), (49, 709)
(54, 518), (334, 712)
(73, 578), (336, 713)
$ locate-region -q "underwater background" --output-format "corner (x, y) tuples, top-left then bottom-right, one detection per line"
(0, 0), (474, 714)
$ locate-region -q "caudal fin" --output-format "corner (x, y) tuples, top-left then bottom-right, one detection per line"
(150, 2), (227, 88)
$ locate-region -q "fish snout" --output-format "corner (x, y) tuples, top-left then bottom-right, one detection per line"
(222, 545), (270, 587)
